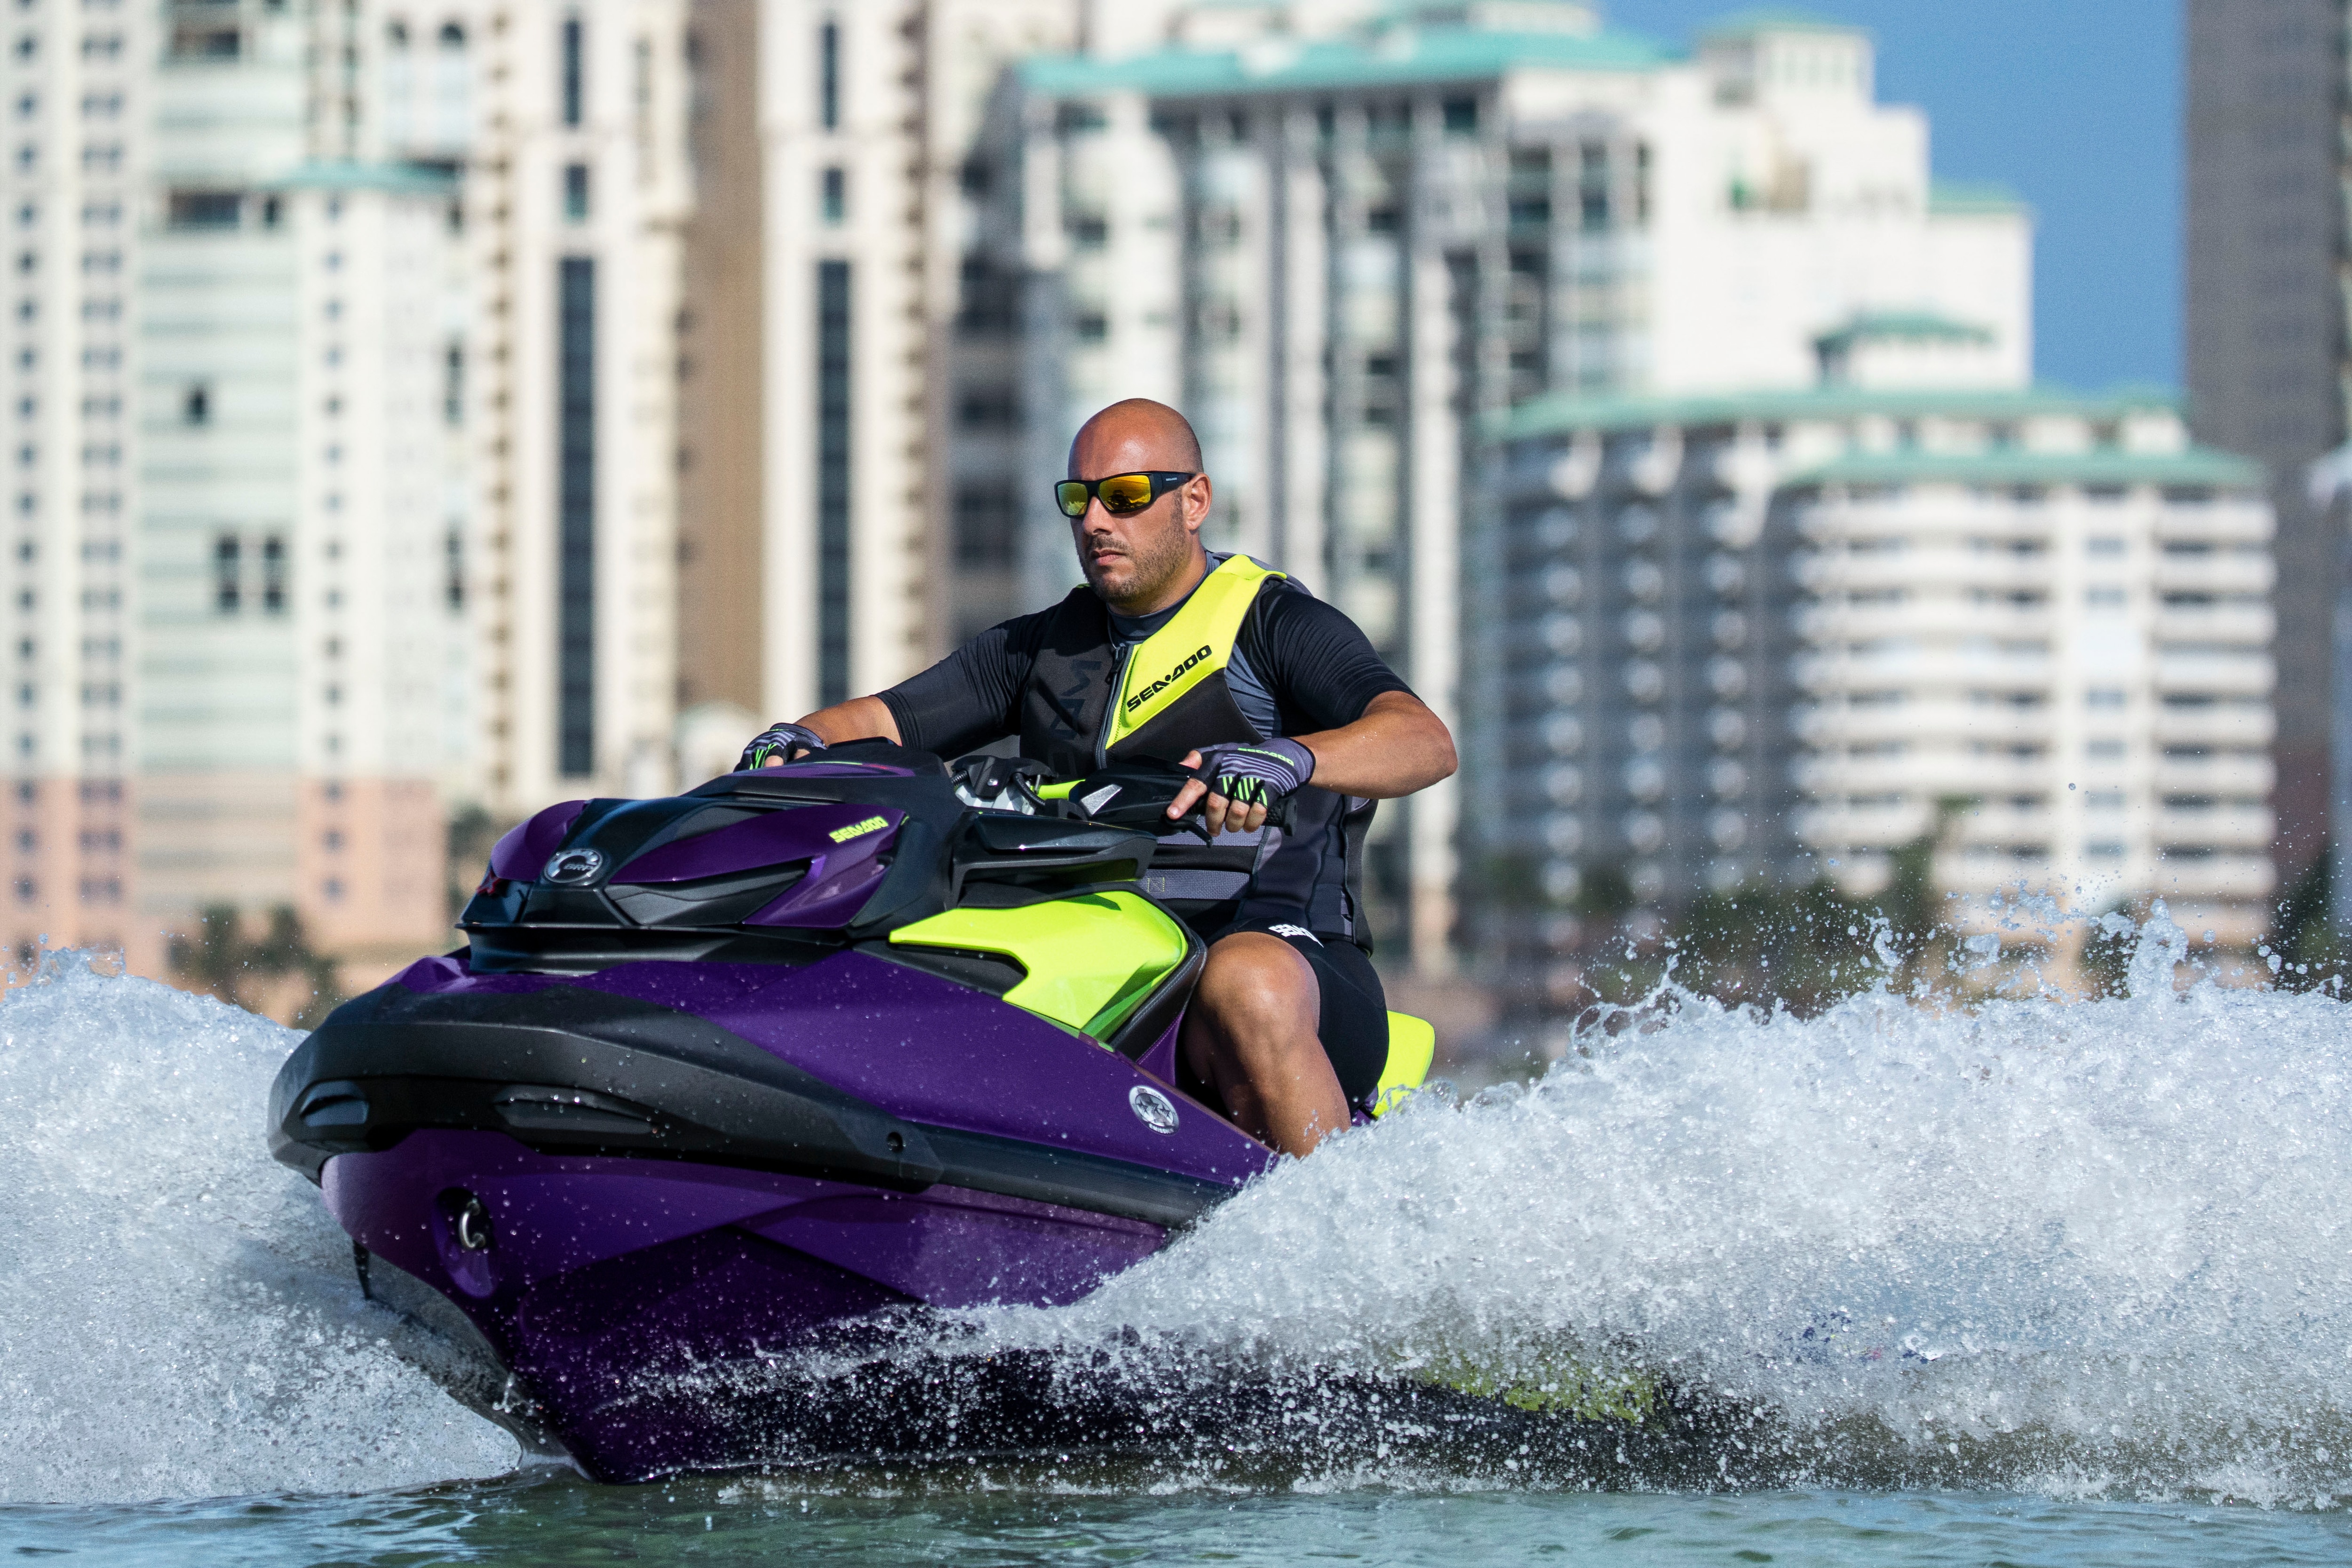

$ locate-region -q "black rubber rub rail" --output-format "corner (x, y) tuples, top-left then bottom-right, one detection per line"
(268, 983), (1237, 1230)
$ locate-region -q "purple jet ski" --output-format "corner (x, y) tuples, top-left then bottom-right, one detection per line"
(267, 740), (1433, 1482)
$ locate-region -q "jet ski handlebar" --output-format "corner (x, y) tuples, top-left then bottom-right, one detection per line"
(949, 754), (1297, 834)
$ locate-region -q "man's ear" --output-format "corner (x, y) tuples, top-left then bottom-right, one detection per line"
(1182, 472), (1212, 535)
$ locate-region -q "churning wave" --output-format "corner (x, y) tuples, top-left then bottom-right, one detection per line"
(0, 954), (517, 1504)
(8, 912), (2352, 1504)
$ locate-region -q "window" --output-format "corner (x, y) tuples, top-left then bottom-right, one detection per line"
(166, 191), (242, 230)
(2086, 585), (2126, 608)
(182, 384), (208, 426)
(956, 387), (1016, 429)
(165, 19), (231, 58)
(564, 162), (589, 221)
(438, 22), (465, 48)
(445, 525), (464, 611)
(213, 534), (240, 613)
(557, 256), (596, 775)
(2088, 535), (2126, 556)
(561, 16), (583, 126)
(443, 341), (463, 424)
(954, 483), (1017, 567)
(1442, 97), (1476, 135)
(817, 260), (851, 707)
(820, 166), (843, 224)
(818, 19), (839, 130)
(261, 535), (285, 613)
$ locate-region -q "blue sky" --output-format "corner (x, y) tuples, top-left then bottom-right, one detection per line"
(1605, 1), (2181, 392)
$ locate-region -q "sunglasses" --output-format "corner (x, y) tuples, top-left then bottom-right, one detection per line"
(1053, 470), (1196, 518)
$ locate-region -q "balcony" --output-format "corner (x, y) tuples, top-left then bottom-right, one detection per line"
(2150, 854), (2275, 900)
(1795, 799), (1933, 850)
(2153, 752), (2275, 794)
(1804, 550), (2059, 597)
(2153, 501), (2272, 544)
(2154, 804), (2273, 850)
(2153, 554), (2272, 595)
(2152, 705), (2273, 748)
(1794, 646), (2052, 694)
(1954, 804), (2058, 846)
(2152, 604), (2273, 645)
(2153, 652), (2274, 697)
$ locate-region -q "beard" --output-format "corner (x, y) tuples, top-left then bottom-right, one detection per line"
(1079, 513), (1198, 612)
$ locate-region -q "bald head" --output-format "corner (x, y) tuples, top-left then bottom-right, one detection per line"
(1068, 398), (1203, 479)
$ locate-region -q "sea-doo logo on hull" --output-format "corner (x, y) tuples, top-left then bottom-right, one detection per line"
(543, 848), (605, 885)
(1128, 1084), (1180, 1134)
(829, 814), (889, 844)
(1123, 645), (1215, 714)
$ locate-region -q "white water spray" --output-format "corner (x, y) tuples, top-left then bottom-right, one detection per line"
(961, 912), (2352, 1500)
(7, 913), (2352, 1504)
(0, 954), (516, 1504)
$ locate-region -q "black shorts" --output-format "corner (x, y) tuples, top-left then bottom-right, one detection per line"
(1208, 918), (1390, 1107)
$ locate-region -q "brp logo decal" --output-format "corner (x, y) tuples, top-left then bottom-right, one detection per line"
(542, 848), (605, 885)
(1128, 1085), (1179, 1135)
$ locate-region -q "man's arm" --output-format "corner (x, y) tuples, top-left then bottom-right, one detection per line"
(750, 613), (1036, 764)
(1172, 691), (1455, 832)
(1287, 690), (1456, 797)
(791, 694), (901, 748)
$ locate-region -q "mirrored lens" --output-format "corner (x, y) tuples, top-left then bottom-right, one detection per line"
(1097, 473), (1157, 514)
(1053, 481), (1091, 517)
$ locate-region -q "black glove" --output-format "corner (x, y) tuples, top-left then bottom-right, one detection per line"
(1192, 737), (1315, 809)
(736, 722), (827, 771)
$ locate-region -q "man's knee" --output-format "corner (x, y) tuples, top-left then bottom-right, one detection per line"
(1196, 933), (1318, 1038)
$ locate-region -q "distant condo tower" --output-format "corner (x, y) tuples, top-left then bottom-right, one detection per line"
(0, 0), (690, 993)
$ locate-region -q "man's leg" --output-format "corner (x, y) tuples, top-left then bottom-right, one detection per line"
(1181, 932), (1349, 1155)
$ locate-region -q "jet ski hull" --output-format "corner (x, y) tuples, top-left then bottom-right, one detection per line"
(324, 1130), (1164, 1481)
(273, 951), (1267, 1481)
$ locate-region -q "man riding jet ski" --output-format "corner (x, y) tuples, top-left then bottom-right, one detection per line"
(746, 397), (1457, 1156)
(264, 399), (1453, 1482)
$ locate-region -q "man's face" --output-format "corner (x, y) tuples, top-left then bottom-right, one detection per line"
(1066, 419), (1209, 613)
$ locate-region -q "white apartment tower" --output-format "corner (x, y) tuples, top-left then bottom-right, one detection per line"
(1483, 384), (2276, 1000)
(0, 0), (687, 985)
(958, 1), (2032, 966)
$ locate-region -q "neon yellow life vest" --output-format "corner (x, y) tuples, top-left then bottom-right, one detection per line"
(1096, 555), (1286, 767)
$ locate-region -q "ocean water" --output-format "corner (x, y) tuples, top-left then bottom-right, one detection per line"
(6, 918), (2352, 1563)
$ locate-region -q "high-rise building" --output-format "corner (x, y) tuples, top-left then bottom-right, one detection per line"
(2184, 0), (2347, 894)
(442, 0), (691, 821)
(1482, 382), (2275, 1011)
(1, 0), (155, 968)
(673, 0), (1082, 768)
(958, 2), (2031, 967)
(0, 0), (690, 988)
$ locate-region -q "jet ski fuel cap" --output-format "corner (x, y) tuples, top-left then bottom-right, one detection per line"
(1128, 1085), (1179, 1135)
(543, 847), (606, 885)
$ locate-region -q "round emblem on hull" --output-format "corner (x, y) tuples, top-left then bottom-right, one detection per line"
(543, 848), (606, 885)
(1128, 1084), (1180, 1134)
